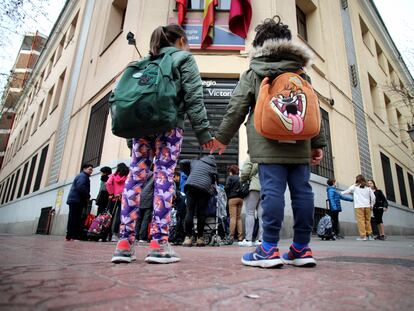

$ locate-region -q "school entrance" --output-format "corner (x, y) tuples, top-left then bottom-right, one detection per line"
(180, 78), (239, 185)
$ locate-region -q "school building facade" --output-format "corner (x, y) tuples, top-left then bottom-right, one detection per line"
(0, 0), (413, 236)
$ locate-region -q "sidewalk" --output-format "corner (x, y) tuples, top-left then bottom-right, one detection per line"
(0, 234), (413, 311)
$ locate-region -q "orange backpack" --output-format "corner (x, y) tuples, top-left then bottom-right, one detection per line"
(254, 72), (321, 141)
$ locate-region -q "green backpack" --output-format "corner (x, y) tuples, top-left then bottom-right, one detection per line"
(109, 48), (180, 138)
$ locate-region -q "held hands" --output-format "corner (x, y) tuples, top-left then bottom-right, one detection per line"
(201, 138), (228, 155)
(201, 139), (214, 150)
(311, 148), (323, 166)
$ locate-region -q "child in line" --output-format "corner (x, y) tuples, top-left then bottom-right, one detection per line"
(106, 163), (129, 241)
(111, 24), (213, 264)
(326, 178), (353, 238)
(367, 179), (388, 240)
(342, 175), (376, 240)
(210, 16), (326, 268)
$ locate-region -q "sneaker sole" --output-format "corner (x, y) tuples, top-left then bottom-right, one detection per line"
(241, 258), (284, 268)
(111, 256), (132, 263)
(282, 257), (316, 267)
(145, 257), (180, 264)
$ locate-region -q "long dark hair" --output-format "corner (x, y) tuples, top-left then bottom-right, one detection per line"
(149, 24), (188, 57)
(252, 15), (292, 47)
(115, 163), (129, 177)
(368, 179), (377, 190)
(355, 174), (367, 188)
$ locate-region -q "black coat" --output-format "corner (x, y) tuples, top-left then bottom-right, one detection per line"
(373, 189), (388, 208)
(225, 175), (241, 199)
(140, 172), (154, 210)
(67, 171), (90, 204)
(184, 155), (218, 195)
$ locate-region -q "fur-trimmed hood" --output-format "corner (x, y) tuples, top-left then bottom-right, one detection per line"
(248, 39), (314, 77)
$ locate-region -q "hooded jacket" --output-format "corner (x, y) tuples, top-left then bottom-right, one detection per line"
(106, 173), (127, 196)
(215, 39), (326, 164)
(184, 155), (218, 195)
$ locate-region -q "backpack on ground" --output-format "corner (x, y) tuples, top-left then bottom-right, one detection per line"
(109, 48), (181, 138)
(317, 214), (334, 240)
(254, 72), (321, 141)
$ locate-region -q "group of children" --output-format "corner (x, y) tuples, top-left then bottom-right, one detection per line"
(102, 15), (390, 270)
(107, 16), (325, 268)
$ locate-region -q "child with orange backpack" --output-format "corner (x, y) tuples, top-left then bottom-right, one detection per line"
(210, 16), (326, 268)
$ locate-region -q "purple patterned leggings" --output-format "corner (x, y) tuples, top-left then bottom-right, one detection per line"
(119, 128), (183, 243)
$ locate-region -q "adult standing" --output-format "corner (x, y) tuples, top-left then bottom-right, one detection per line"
(225, 165), (244, 243)
(326, 178), (353, 238)
(368, 179), (388, 240)
(182, 155), (218, 247)
(66, 163), (93, 241)
(341, 175), (376, 240)
(239, 156), (263, 246)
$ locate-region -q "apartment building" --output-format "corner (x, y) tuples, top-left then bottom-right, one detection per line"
(0, 32), (47, 168)
(0, 0), (412, 236)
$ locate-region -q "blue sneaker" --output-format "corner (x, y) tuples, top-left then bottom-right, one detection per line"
(241, 245), (284, 268)
(282, 245), (316, 267)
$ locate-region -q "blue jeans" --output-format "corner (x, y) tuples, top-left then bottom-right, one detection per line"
(259, 164), (314, 245)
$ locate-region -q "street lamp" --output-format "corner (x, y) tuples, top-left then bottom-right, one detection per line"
(126, 32), (142, 58)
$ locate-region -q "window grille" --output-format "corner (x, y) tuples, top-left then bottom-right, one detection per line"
(380, 153), (395, 202)
(81, 93), (110, 168)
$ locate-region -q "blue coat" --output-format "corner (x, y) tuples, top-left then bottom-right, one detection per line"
(327, 186), (353, 212)
(67, 171), (91, 204)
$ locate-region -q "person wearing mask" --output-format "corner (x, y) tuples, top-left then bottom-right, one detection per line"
(66, 164), (93, 241)
(106, 163), (129, 241)
(225, 165), (244, 244)
(111, 24), (213, 264)
(368, 179), (388, 240)
(326, 178), (353, 239)
(96, 166), (112, 215)
(342, 175), (376, 241)
(182, 155), (218, 247)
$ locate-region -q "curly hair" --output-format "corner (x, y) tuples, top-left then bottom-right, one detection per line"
(252, 15), (292, 47)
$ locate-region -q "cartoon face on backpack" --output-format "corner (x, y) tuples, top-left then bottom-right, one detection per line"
(269, 76), (307, 135)
(254, 72), (321, 141)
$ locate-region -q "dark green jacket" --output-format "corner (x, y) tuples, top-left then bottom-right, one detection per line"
(215, 39), (326, 164)
(162, 47), (212, 145)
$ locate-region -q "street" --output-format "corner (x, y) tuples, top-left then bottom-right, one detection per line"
(0, 234), (413, 310)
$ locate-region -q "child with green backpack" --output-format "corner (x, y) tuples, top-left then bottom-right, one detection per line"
(111, 24), (213, 264)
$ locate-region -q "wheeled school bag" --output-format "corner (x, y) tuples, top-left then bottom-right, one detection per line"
(87, 211), (112, 241)
(317, 214), (335, 240)
(109, 48), (181, 138)
(254, 72), (321, 141)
